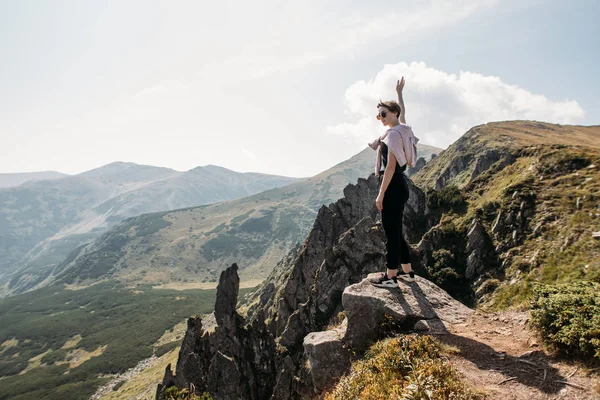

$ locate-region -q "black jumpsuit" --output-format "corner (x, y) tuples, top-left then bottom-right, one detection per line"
(379, 142), (411, 268)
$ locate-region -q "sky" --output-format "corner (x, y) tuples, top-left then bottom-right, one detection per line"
(1, 0), (599, 178)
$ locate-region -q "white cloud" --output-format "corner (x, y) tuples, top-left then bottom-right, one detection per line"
(326, 62), (585, 148)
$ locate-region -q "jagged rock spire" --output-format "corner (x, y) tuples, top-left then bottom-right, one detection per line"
(214, 263), (240, 329)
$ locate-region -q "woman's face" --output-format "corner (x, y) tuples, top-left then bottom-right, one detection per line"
(376, 106), (395, 127)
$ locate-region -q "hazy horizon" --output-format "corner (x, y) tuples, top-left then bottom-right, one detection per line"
(0, 141), (446, 178)
(2, 0), (598, 177)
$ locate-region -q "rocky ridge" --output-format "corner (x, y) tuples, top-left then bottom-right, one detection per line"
(157, 174), (479, 399)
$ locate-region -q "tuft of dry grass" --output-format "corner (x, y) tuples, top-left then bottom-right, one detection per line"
(326, 311), (346, 331)
(62, 345), (107, 369)
(99, 348), (180, 400)
(61, 334), (82, 350)
(325, 335), (486, 400)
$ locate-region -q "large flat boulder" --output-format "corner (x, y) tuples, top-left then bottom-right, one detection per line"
(342, 274), (473, 349)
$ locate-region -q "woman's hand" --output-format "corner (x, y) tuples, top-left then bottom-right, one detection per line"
(376, 193), (384, 211)
(396, 77), (405, 94)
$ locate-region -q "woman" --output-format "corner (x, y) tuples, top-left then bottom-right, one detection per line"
(368, 77), (418, 288)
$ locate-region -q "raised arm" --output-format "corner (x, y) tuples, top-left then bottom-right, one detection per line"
(396, 77), (406, 124)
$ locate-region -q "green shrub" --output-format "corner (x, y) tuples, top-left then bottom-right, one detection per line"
(325, 335), (484, 400)
(41, 349), (68, 365)
(426, 186), (467, 213)
(134, 214), (172, 237)
(424, 233), (473, 306)
(229, 209), (255, 225)
(0, 359), (28, 376)
(239, 213), (272, 233)
(202, 232), (270, 262)
(538, 151), (591, 175)
(476, 278), (500, 297)
(205, 223), (227, 236)
(428, 250), (461, 287)
(530, 282), (600, 361)
(162, 385), (213, 400)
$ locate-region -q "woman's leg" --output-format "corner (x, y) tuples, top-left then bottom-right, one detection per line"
(398, 214), (411, 268)
(397, 176), (415, 277)
(381, 203), (400, 279)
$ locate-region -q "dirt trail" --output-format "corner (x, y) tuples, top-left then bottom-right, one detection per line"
(439, 311), (600, 400)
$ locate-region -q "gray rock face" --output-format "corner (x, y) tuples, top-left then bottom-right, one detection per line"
(490, 191), (536, 250)
(214, 263), (240, 329)
(407, 157), (427, 177)
(432, 131), (516, 190)
(252, 175), (430, 342)
(469, 149), (513, 182)
(303, 319), (350, 391)
(465, 219), (500, 281)
(435, 154), (473, 189)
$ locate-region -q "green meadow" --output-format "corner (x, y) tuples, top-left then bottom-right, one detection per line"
(0, 282), (250, 400)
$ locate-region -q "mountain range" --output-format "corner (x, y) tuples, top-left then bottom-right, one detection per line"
(0, 145), (440, 297)
(0, 162), (300, 296)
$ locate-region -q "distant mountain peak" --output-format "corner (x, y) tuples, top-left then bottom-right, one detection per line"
(0, 171), (69, 189)
(189, 164), (233, 173)
(78, 162), (179, 181)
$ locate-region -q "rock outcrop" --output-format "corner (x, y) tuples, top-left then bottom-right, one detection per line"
(407, 156), (427, 177)
(158, 175), (440, 399)
(469, 149), (515, 182)
(303, 319), (349, 392)
(156, 263), (277, 400)
(434, 153), (474, 190)
(158, 262), (473, 399)
(491, 189), (536, 251)
(465, 218), (500, 281)
(304, 274), (472, 390)
(343, 274), (472, 347)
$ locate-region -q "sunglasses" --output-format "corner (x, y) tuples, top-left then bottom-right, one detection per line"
(377, 110), (387, 119)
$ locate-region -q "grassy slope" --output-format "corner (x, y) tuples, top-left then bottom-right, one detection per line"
(412, 121), (600, 308)
(0, 283), (258, 400)
(326, 335), (485, 400)
(98, 348), (180, 400)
